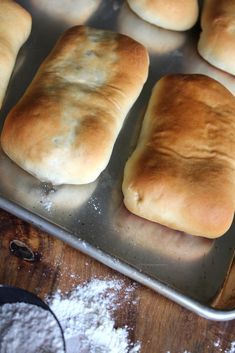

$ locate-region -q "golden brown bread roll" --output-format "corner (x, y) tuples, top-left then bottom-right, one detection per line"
(126, 0), (199, 31)
(118, 3), (186, 54)
(198, 0), (235, 76)
(0, 0), (32, 108)
(122, 74), (235, 239)
(182, 35), (235, 96)
(1, 26), (149, 185)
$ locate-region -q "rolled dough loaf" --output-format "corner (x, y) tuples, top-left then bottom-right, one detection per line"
(1, 26), (149, 185)
(122, 74), (235, 238)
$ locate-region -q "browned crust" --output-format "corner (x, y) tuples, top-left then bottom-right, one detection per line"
(198, 0), (235, 75)
(1, 26), (149, 185)
(122, 74), (235, 238)
(127, 0), (199, 31)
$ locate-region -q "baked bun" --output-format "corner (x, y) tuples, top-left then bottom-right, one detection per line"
(118, 3), (186, 54)
(182, 36), (235, 96)
(0, 0), (32, 108)
(126, 0), (199, 31)
(122, 74), (235, 238)
(198, 0), (235, 76)
(1, 26), (149, 185)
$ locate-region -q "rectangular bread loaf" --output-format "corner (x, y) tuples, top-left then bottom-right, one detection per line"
(1, 26), (149, 185)
(0, 0), (31, 108)
(122, 74), (235, 238)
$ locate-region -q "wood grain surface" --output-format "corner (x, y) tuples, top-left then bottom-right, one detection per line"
(0, 208), (234, 353)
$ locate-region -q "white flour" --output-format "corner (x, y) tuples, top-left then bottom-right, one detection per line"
(222, 341), (235, 353)
(0, 279), (141, 353)
(0, 278), (234, 353)
(227, 342), (235, 353)
(47, 278), (141, 353)
(0, 302), (65, 353)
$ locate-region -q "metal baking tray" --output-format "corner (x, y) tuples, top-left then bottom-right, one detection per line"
(0, 0), (235, 321)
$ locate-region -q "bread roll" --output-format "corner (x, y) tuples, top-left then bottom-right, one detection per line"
(198, 0), (235, 76)
(126, 0), (199, 31)
(122, 74), (235, 239)
(0, 0), (32, 108)
(182, 35), (235, 96)
(118, 3), (186, 54)
(1, 26), (149, 185)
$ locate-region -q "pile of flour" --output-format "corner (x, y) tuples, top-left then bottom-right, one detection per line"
(0, 302), (65, 352)
(0, 278), (141, 353)
(47, 278), (141, 353)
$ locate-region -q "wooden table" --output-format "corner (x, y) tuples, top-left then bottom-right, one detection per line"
(0, 208), (234, 353)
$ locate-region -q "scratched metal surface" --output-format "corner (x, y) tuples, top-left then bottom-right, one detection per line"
(0, 0), (235, 320)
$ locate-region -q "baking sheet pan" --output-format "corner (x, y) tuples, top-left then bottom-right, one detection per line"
(0, 0), (235, 321)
